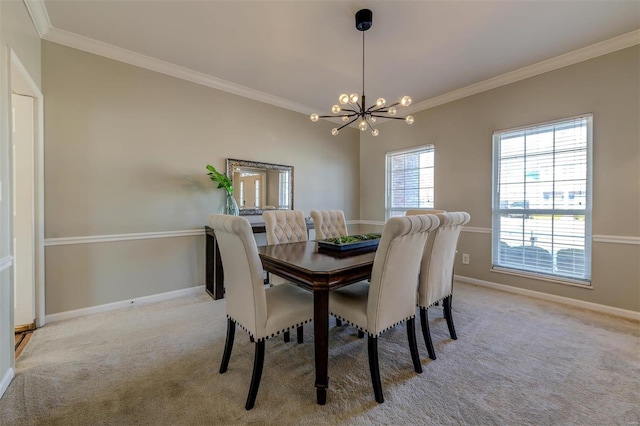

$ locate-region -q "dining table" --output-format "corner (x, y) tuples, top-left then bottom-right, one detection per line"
(257, 240), (377, 405)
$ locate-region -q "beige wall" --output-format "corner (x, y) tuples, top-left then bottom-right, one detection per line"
(42, 41), (360, 314)
(360, 46), (640, 312)
(0, 0), (42, 395)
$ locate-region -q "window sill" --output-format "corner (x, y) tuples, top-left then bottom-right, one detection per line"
(490, 267), (592, 289)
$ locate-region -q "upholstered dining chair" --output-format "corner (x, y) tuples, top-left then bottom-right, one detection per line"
(263, 210), (308, 245)
(329, 214), (440, 403)
(262, 209), (309, 340)
(310, 210), (348, 240)
(411, 211), (470, 360)
(310, 209), (349, 327)
(209, 214), (314, 410)
(262, 210), (308, 287)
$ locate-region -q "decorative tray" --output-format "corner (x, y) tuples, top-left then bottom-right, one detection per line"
(317, 233), (382, 252)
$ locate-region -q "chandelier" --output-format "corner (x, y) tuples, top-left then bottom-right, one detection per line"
(310, 9), (414, 137)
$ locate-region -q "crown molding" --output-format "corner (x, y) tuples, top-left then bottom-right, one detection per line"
(23, 0), (51, 38)
(407, 30), (640, 114)
(42, 27), (315, 116)
(29, 1), (639, 121)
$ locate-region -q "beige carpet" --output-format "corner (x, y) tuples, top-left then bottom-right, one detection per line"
(1, 282), (638, 425)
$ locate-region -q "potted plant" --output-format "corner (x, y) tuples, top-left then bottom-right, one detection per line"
(206, 164), (239, 215)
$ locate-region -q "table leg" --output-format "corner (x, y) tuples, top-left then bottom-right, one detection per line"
(313, 289), (329, 405)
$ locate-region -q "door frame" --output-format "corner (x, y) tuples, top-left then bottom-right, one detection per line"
(10, 48), (45, 329)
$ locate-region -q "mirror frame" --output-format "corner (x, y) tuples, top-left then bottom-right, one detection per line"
(226, 158), (294, 216)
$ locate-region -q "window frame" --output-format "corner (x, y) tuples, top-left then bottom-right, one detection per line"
(491, 114), (593, 286)
(385, 145), (435, 220)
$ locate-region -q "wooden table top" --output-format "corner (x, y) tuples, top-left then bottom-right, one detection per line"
(257, 241), (376, 291)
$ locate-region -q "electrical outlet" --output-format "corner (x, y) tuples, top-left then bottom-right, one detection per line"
(462, 253), (470, 265)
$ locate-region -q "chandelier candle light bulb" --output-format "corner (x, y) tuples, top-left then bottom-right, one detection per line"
(309, 9), (414, 137)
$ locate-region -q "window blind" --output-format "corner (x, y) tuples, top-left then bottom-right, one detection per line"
(385, 145), (435, 219)
(491, 115), (592, 283)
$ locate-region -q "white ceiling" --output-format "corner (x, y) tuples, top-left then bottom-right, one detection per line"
(36, 0), (640, 116)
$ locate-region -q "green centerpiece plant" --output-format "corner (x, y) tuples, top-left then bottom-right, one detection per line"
(324, 233), (381, 245)
(206, 164), (239, 215)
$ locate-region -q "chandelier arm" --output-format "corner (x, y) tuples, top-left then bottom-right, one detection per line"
(341, 108), (358, 114)
(364, 116), (376, 130)
(337, 115), (362, 132)
(368, 101), (401, 113)
(367, 106), (387, 113)
(369, 115), (408, 120)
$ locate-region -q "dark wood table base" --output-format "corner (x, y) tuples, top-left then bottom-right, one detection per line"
(257, 241), (376, 405)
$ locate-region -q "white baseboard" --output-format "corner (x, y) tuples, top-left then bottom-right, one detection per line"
(455, 275), (640, 321)
(45, 285), (205, 323)
(0, 368), (14, 400)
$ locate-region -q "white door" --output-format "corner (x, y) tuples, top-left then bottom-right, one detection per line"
(12, 94), (35, 328)
(240, 174), (266, 208)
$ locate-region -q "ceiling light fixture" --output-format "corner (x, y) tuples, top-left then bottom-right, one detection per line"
(310, 9), (414, 137)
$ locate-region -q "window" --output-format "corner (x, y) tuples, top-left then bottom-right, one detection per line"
(385, 145), (434, 219)
(278, 171), (289, 209)
(255, 179), (260, 207)
(492, 115), (592, 284)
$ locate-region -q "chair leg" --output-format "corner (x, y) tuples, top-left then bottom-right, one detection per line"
(297, 325), (304, 343)
(406, 318), (422, 373)
(335, 318), (342, 327)
(367, 335), (384, 403)
(284, 330), (290, 342)
(245, 340), (265, 410)
(358, 330), (365, 339)
(220, 318), (235, 374)
(419, 307), (436, 360)
(443, 295), (458, 340)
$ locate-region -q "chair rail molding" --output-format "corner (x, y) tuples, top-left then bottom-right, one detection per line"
(592, 235), (640, 245)
(44, 229), (205, 246)
(43, 227), (640, 247)
(461, 227), (491, 234)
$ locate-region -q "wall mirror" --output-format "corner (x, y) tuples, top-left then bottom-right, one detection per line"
(226, 158), (294, 216)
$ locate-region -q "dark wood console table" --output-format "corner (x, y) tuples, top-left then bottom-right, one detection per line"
(205, 219), (313, 299)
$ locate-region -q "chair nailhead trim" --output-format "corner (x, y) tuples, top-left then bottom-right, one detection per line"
(330, 313), (416, 338)
(227, 315), (312, 342)
(418, 293), (452, 309)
